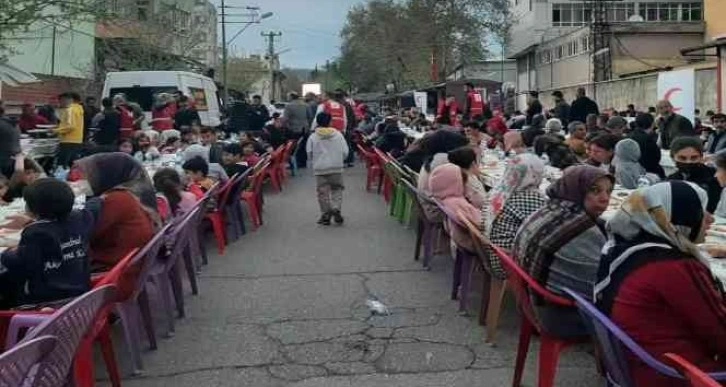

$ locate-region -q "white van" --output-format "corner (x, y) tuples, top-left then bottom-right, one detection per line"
(102, 71), (222, 128)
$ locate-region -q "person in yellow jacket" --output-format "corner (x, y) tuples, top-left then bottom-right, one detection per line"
(54, 92), (85, 168)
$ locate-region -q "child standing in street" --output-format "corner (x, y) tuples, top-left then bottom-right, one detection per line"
(307, 112), (349, 225)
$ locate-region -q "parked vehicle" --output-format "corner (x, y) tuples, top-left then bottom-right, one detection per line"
(102, 71), (222, 128)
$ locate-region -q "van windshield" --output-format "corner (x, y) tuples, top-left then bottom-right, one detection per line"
(109, 87), (178, 111)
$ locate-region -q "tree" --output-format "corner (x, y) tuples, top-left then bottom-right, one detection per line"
(223, 55), (268, 94)
(337, 0), (512, 93)
(0, 0), (108, 59)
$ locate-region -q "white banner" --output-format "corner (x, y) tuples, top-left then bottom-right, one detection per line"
(657, 68), (695, 124)
(414, 92), (427, 112)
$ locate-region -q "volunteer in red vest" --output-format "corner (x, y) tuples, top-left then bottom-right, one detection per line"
(311, 91), (347, 132)
(464, 82), (486, 120)
(151, 93), (175, 131)
(437, 94), (460, 127)
(113, 94), (136, 139)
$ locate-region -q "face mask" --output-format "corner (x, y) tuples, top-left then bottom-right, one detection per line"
(675, 162), (701, 174)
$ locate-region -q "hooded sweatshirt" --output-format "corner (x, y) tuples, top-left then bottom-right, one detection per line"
(306, 126), (349, 175)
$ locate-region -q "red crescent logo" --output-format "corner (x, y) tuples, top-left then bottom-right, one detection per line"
(664, 87), (683, 112)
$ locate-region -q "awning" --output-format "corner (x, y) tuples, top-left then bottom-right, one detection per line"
(0, 62), (39, 87)
(680, 37), (726, 56)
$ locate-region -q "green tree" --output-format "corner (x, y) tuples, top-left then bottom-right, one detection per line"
(223, 55), (268, 94)
(0, 0), (108, 59)
(337, 0), (511, 93)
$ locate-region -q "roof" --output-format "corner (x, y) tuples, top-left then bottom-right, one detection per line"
(680, 37), (726, 56)
(0, 62), (39, 87)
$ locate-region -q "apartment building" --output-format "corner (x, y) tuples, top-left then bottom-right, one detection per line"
(508, 0), (706, 107)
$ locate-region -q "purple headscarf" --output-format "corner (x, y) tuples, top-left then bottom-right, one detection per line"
(546, 164), (614, 205)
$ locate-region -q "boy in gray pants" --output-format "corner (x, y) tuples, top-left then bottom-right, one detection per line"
(307, 112), (350, 225)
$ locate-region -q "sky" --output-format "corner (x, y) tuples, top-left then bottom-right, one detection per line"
(221, 0), (366, 69)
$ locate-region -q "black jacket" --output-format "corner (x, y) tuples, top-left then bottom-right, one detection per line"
(658, 113), (695, 150)
(249, 105), (270, 132)
(0, 210), (95, 308)
(627, 129), (665, 178)
(95, 109), (121, 146)
(569, 96), (599, 123)
(553, 101), (571, 128)
(174, 107), (201, 129)
(0, 117), (19, 177)
(668, 164), (722, 213)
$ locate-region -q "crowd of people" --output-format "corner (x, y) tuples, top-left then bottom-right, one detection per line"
(372, 86), (726, 385)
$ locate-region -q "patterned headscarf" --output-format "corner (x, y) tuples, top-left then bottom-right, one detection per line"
(595, 181), (719, 310)
(77, 153), (159, 226)
(604, 180), (707, 263)
(490, 154), (545, 217)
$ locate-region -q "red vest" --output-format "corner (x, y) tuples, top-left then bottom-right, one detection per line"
(467, 91), (485, 117)
(323, 101), (346, 132)
(152, 105), (174, 131)
(118, 105), (135, 129)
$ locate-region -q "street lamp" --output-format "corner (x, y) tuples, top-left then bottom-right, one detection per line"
(220, 6), (273, 105)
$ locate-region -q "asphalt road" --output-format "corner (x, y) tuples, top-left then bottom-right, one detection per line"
(104, 166), (600, 387)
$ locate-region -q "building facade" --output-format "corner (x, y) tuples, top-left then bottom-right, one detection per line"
(508, 0), (706, 108)
(446, 60), (517, 85)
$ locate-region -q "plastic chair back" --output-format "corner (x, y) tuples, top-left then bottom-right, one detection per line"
(456, 210), (493, 272)
(165, 207), (201, 271)
(561, 287), (683, 386)
(0, 336), (57, 386)
(664, 353), (723, 387)
(21, 285), (117, 386)
(93, 248), (139, 289)
(400, 179), (427, 219)
(124, 222), (173, 299)
(493, 244), (574, 334)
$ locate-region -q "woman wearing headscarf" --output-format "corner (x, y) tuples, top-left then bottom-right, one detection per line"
(77, 153), (157, 271)
(513, 165), (613, 336)
(181, 144), (229, 183)
(612, 138), (646, 189)
(595, 181), (726, 386)
(428, 163), (482, 252)
(486, 154), (546, 279)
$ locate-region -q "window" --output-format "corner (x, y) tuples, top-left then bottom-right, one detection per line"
(638, 2), (703, 22)
(109, 87), (179, 112)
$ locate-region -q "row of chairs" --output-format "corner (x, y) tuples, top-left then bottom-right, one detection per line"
(358, 143), (724, 387)
(0, 140), (300, 386)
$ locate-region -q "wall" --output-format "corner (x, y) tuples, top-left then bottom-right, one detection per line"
(5, 18), (96, 79)
(537, 65), (717, 113)
(705, 0), (726, 40)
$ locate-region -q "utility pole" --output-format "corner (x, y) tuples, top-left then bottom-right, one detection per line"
(220, 0), (228, 104)
(324, 59), (330, 92)
(219, 7), (273, 105)
(50, 25), (57, 76)
(261, 31), (282, 102)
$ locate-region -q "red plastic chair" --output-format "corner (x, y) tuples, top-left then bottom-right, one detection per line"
(664, 354), (723, 387)
(373, 148), (394, 202)
(242, 161), (270, 230)
(357, 144), (383, 192)
(205, 173), (241, 255)
(3, 250), (137, 387)
(264, 146), (286, 192)
(491, 244), (588, 387)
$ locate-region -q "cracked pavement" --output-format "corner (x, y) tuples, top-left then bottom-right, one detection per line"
(102, 167), (601, 386)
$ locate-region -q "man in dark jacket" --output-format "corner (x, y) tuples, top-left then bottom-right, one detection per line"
(627, 113), (664, 178)
(0, 112), (20, 178)
(551, 91), (570, 130)
(706, 113), (726, 154)
(525, 91), (543, 125)
(656, 99), (695, 150)
(83, 96), (99, 142)
(282, 92), (311, 138)
(174, 95), (201, 129)
(569, 87), (599, 124)
(249, 95), (270, 132)
(227, 93), (251, 134)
